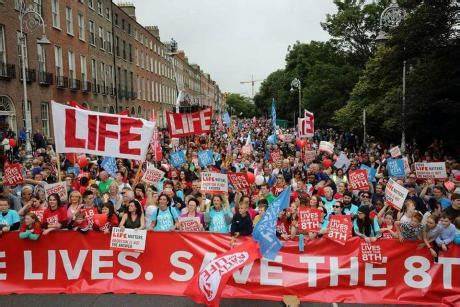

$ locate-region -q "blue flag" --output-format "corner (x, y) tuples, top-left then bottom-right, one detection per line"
(170, 151), (186, 168)
(360, 164), (376, 183)
(101, 156), (118, 177)
(271, 98), (277, 129)
(387, 158), (405, 178)
(222, 112), (231, 126)
(198, 150), (214, 168)
(66, 166), (80, 176)
(253, 186), (291, 260)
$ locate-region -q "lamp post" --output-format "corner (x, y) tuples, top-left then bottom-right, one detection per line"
(376, 0), (407, 152)
(166, 38), (181, 113)
(290, 77), (301, 124)
(18, 0), (50, 161)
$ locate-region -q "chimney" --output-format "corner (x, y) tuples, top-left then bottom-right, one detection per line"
(117, 2), (136, 20)
(145, 26), (160, 39)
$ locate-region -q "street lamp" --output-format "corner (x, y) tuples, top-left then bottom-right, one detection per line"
(166, 38), (181, 113)
(290, 77), (301, 121)
(18, 0), (50, 161)
(376, 0), (407, 152)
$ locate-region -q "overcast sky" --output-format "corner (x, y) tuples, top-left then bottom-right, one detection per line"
(134, 0), (336, 96)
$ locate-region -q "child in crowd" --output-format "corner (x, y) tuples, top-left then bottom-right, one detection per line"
(396, 211), (424, 241)
(434, 213), (456, 258)
(230, 202), (253, 247)
(70, 212), (91, 233)
(19, 212), (42, 240)
(421, 214), (442, 257)
(253, 199), (268, 226)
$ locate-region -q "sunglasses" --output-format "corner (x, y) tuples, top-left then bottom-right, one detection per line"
(361, 195), (370, 198)
(333, 205), (341, 208)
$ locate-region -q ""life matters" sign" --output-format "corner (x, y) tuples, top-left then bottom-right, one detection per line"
(166, 108), (212, 138)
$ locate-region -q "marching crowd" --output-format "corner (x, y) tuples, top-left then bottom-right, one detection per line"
(0, 117), (459, 261)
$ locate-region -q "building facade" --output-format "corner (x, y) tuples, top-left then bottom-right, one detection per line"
(0, 0), (223, 140)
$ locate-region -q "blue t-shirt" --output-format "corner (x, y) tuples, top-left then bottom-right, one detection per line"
(0, 210), (20, 227)
(343, 204), (359, 216)
(208, 208), (232, 233)
(321, 197), (336, 219)
(152, 207), (179, 231)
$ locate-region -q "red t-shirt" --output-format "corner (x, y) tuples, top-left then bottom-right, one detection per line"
(30, 207), (46, 223)
(380, 223), (396, 239)
(81, 206), (98, 230)
(42, 206), (68, 228)
(20, 222), (42, 235)
(95, 215), (119, 233)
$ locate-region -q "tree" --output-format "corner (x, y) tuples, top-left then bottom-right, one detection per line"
(226, 93), (256, 118)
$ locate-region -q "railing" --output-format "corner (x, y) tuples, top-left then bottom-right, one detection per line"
(56, 76), (68, 88)
(82, 81), (91, 92)
(0, 62), (16, 79)
(69, 79), (81, 91)
(19, 68), (36, 83)
(38, 71), (53, 85)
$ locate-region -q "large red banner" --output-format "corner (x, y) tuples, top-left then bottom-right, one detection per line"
(166, 108), (212, 138)
(0, 232), (458, 306)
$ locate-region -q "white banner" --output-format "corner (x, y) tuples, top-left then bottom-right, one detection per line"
(44, 181), (68, 202)
(384, 178), (408, 210)
(200, 172), (228, 194)
(319, 141), (334, 155)
(389, 146), (402, 158)
(51, 101), (154, 161)
(415, 162), (447, 179)
(333, 152), (351, 171)
(110, 227), (147, 253)
(298, 113), (314, 138)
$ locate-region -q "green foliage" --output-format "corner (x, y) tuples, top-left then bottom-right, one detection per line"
(226, 93), (256, 118)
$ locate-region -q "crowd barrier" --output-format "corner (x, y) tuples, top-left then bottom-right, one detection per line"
(0, 231), (458, 306)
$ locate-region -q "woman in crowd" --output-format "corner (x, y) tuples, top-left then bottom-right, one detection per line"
(353, 205), (381, 242)
(19, 212), (41, 240)
(205, 195), (233, 233)
(18, 194), (46, 222)
(95, 202), (119, 234)
(119, 199), (145, 230)
(178, 197), (205, 231)
(42, 193), (68, 235)
(66, 191), (82, 222)
(151, 194), (178, 231)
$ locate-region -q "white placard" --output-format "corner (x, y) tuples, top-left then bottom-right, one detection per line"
(384, 178), (408, 210)
(110, 227), (147, 253)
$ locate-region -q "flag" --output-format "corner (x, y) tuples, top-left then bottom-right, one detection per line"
(271, 99), (277, 129)
(184, 239), (260, 307)
(253, 186), (291, 260)
(101, 156), (118, 177)
(222, 112), (231, 126)
(149, 110), (162, 162)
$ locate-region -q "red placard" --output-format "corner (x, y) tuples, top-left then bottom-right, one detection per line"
(359, 241), (385, 265)
(3, 163), (24, 186)
(166, 108), (212, 138)
(349, 169), (370, 191)
(0, 232), (459, 306)
(298, 207), (322, 232)
(178, 217), (201, 232)
(228, 173), (250, 192)
(326, 215), (352, 245)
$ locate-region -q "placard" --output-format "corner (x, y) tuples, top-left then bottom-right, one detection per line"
(389, 146), (401, 158)
(326, 215), (352, 245)
(197, 150), (214, 168)
(384, 178), (408, 210)
(387, 158), (405, 178)
(298, 113), (314, 138)
(414, 162), (447, 179)
(170, 151), (186, 168)
(200, 172), (228, 194)
(3, 163), (24, 186)
(142, 164), (165, 186)
(166, 108), (212, 138)
(359, 241), (386, 264)
(110, 227), (147, 253)
(319, 141), (334, 155)
(334, 152), (350, 171)
(178, 216), (201, 232)
(349, 169), (370, 191)
(227, 172), (250, 192)
(44, 182), (68, 201)
(298, 207), (322, 232)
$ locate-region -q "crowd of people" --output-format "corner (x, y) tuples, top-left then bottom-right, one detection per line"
(0, 117), (459, 261)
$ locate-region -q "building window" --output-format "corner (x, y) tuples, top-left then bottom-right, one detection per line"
(122, 40), (126, 59)
(54, 46), (62, 77)
(121, 19), (125, 30)
(97, 1), (102, 15)
(105, 7), (110, 20)
(65, 7), (73, 35)
(0, 25), (6, 64)
(41, 102), (50, 138)
(80, 55), (87, 82)
(89, 20), (95, 45)
(114, 13), (118, 26)
(115, 36), (119, 56)
(91, 59), (97, 84)
(135, 48), (139, 66)
(88, 0), (94, 9)
(127, 23), (131, 35)
(106, 31), (112, 53)
(37, 42), (46, 73)
(98, 26), (104, 50)
(68, 50), (75, 79)
(51, 0), (60, 28)
(33, 0), (42, 16)
(77, 13), (85, 41)
(128, 43), (132, 62)
(100, 62), (106, 88)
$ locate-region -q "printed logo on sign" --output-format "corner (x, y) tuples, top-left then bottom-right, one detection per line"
(199, 252), (249, 301)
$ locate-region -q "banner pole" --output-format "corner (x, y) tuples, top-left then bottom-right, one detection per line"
(56, 153), (61, 182)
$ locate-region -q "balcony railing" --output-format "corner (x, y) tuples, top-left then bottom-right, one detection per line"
(19, 68), (36, 83)
(82, 81), (91, 93)
(0, 62), (16, 80)
(127, 91), (137, 100)
(38, 71), (53, 86)
(70, 79), (81, 91)
(56, 76), (68, 88)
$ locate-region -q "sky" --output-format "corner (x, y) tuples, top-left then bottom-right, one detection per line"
(134, 0), (336, 96)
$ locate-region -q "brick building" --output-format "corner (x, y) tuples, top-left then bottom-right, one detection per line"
(0, 0), (223, 140)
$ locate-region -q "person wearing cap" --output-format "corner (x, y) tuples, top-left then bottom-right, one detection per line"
(342, 191), (359, 217)
(353, 205), (381, 242)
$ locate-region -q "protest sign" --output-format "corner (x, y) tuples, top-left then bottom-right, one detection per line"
(101, 156), (117, 177)
(227, 173), (250, 192)
(178, 216), (201, 232)
(166, 108), (212, 138)
(384, 178), (408, 210)
(3, 163), (24, 186)
(349, 170), (370, 191)
(359, 241), (386, 265)
(403, 157), (411, 175)
(200, 172), (228, 194)
(303, 150), (317, 164)
(414, 162), (447, 179)
(326, 215), (352, 245)
(298, 112), (314, 138)
(334, 152), (350, 171)
(360, 164), (376, 183)
(389, 146), (402, 158)
(110, 227), (147, 253)
(197, 150), (214, 168)
(44, 182), (68, 201)
(51, 101), (154, 161)
(298, 207), (322, 233)
(319, 141), (334, 155)
(142, 164), (165, 186)
(387, 158), (405, 177)
(170, 151), (186, 168)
